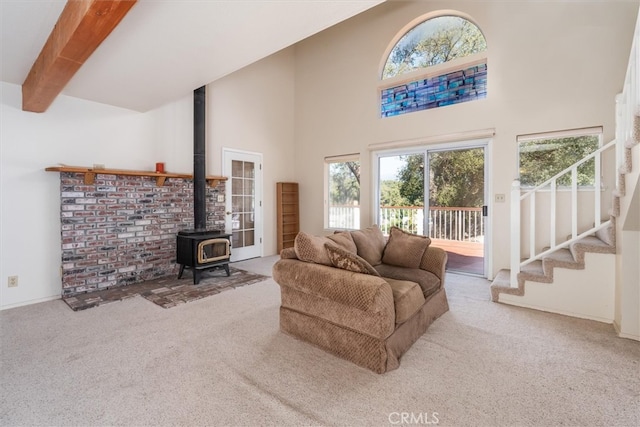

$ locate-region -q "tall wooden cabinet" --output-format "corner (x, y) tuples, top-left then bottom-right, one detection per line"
(276, 182), (299, 253)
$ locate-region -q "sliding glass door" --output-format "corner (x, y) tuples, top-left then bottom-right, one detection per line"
(377, 144), (487, 276)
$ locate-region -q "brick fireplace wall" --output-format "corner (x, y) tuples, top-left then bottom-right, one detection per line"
(58, 172), (226, 295)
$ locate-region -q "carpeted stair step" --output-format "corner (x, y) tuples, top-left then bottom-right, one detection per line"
(570, 235), (615, 263)
(489, 269), (521, 301)
(542, 248), (581, 274)
(518, 260), (552, 284)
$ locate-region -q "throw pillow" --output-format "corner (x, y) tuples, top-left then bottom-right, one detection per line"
(294, 231), (334, 266)
(324, 243), (381, 276)
(294, 231), (355, 266)
(382, 226), (431, 269)
(326, 231), (357, 254)
(350, 225), (386, 266)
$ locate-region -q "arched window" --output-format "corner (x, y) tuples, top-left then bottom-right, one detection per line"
(380, 14), (487, 117)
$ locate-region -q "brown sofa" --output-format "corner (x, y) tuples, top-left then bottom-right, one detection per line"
(272, 225), (449, 374)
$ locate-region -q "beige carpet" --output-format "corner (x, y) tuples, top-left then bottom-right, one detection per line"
(1, 256), (638, 426)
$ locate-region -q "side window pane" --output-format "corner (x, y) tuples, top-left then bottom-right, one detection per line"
(327, 160), (360, 229)
(519, 134), (600, 187)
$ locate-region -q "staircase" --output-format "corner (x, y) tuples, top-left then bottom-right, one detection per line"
(491, 13), (640, 325)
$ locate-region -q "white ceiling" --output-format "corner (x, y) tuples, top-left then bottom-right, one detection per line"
(0, 0), (386, 112)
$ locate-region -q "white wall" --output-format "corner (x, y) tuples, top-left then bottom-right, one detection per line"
(293, 0), (638, 276)
(1, 46), (296, 309)
(0, 45), (295, 309)
(0, 82), (158, 309)
(208, 48), (296, 257)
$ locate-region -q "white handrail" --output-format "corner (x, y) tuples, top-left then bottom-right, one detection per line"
(512, 140), (616, 272)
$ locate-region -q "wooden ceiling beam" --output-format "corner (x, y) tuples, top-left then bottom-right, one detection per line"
(22, 0), (137, 113)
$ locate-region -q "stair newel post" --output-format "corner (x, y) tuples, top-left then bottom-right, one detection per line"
(510, 179), (521, 287)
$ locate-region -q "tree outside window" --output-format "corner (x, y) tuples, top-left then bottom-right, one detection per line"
(327, 160), (360, 229)
(383, 16), (486, 79)
(519, 134), (600, 187)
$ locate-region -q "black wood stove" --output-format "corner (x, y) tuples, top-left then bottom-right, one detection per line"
(177, 230), (231, 284)
(176, 86), (232, 285)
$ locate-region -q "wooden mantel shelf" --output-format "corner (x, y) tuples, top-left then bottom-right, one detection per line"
(45, 166), (227, 187)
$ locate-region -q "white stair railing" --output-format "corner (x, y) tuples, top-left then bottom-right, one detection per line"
(510, 140), (616, 286)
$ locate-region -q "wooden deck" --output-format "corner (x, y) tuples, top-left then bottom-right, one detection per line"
(431, 238), (484, 276)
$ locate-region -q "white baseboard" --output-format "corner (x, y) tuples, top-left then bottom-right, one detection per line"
(498, 297), (614, 324)
(613, 320), (640, 341)
(0, 295), (60, 311)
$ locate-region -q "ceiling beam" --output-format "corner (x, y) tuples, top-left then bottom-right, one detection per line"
(22, 0), (137, 113)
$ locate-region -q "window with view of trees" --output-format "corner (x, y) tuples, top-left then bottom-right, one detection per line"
(518, 132), (601, 187)
(380, 15), (487, 117)
(326, 159), (360, 229)
(383, 16), (486, 79)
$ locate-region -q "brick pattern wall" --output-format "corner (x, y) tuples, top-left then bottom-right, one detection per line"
(58, 172), (225, 296)
(381, 61), (487, 117)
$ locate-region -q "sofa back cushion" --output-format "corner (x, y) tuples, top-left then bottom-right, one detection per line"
(350, 225), (386, 266)
(324, 243), (381, 276)
(294, 231), (357, 266)
(326, 231), (357, 254)
(382, 227), (430, 269)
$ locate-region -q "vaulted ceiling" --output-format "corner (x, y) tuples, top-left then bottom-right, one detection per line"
(0, 0), (386, 112)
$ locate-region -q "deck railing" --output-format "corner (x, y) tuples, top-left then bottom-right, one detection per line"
(329, 205), (484, 242)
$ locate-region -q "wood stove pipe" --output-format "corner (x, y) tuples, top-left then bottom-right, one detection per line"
(193, 85), (206, 231)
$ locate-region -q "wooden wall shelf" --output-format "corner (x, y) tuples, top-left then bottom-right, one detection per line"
(45, 166), (227, 187)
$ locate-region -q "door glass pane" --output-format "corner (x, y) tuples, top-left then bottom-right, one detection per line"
(232, 231), (242, 248)
(232, 196), (243, 212)
(378, 154), (425, 236)
(244, 162), (255, 178)
(245, 179), (255, 195)
(244, 213), (255, 229)
(428, 148), (484, 275)
(232, 160), (243, 177)
(232, 178), (243, 194)
(244, 230), (255, 246)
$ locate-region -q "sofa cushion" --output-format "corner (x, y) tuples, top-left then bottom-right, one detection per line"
(294, 232), (333, 265)
(382, 227), (431, 269)
(383, 278), (426, 324)
(294, 231), (358, 266)
(375, 264), (441, 298)
(327, 231), (357, 254)
(324, 243), (381, 276)
(350, 225), (386, 266)
(280, 247), (297, 259)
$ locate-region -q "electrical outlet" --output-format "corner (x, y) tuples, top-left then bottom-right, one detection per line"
(495, 194), (506, 203)
(217, 195), (225, 202)
(8, 276), (18, 288)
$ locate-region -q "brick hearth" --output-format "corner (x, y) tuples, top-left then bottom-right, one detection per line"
(57, 172), (225, 295)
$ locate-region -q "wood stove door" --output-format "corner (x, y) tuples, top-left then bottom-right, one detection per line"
(223, 149), (263, 261)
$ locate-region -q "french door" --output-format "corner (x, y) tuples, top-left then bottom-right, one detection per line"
(223, 149), (263, 261)
(376, 143), (488, 276)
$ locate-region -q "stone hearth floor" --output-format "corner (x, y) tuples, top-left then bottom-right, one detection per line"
(63, 266), (269, 310)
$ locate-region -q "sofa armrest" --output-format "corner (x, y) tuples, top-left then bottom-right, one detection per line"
(279, 247), (297, 259)
(419, 246), (448, 287)
(272, 258), (394, 314)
